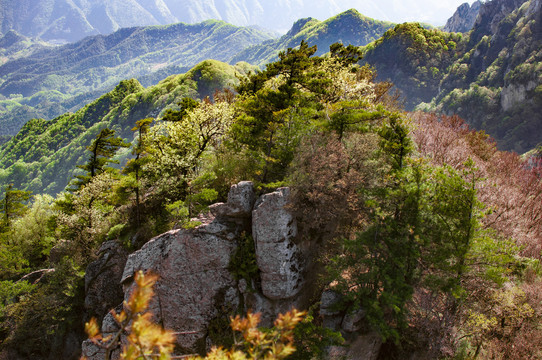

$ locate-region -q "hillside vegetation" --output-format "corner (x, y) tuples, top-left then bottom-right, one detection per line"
(0, 20), (272, 136)
(0, 60), (252, 195)
(362, 23), (463, 109)
(363, 0), (542, 153)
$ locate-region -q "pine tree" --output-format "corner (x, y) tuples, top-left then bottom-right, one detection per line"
(122, 118), (153, 227)
(70, 128), (130, 192)
(0, 184), (31, 232)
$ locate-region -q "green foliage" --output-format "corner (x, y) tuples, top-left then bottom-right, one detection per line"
(0, 184), (31, 230)
(229, 233), (259, 285)
(161, 98), (200, 122)
(6, 194), (57, 269)
(2, 257), (85, 358)
(362, 22), (461, 109)
(69, 128), (130, 192)
(0, 280), (34, 316)
(290, 307), (344, 360)
(0, 60), (246, 196)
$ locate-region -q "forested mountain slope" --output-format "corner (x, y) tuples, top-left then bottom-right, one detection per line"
(0, 20), (270, 136)
(431, 0), (542, 153)
(363, 0), (542, 153)
(231, 9), (394, 66)
(0, 60), (247, 195)
(0, 30), (53, 65)
(361, 23), (464, 109)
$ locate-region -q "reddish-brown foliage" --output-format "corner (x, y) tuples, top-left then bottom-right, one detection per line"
(411, 112), (542, 258)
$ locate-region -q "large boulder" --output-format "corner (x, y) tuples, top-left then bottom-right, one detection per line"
(252, 188), (304, 300)
(120, 216), (242, 353)
(84, 240), (129, 322)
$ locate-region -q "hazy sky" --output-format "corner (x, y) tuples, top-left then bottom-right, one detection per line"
(317, 0), (477, 26)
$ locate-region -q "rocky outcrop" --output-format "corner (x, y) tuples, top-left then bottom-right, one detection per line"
(252, 187), (303, 300)
(83, 181), (257, 357)
(500, 80), (538, 111)
(120, 224), (241, 353)
(443, 1), (482, 33)
(209, 181), (255, 218)
(81, 182), (323, 358)
(84, 240), (129, 322)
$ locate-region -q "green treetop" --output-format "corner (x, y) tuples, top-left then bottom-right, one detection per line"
(70, 128), (130, 192)
(0, 184), (32, 231)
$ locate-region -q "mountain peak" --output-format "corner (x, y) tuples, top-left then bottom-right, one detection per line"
(286, 17), (319, 37)
(443, 1), (482, 33)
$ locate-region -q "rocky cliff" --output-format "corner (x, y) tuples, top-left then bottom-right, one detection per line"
(81, 182), (381, 359)
(443, 1), (482, 33)
(433, 0), (542, 152)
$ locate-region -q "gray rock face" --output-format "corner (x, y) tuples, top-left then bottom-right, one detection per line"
(443, 1), (481, 33)
(85, 241), (129, 322)
(320, 290), (343, 316)
(342, 309), (367, 333)
(252, 188), (303, 300)
(501, 80), (538, 111)
(121, 225), (239, 352)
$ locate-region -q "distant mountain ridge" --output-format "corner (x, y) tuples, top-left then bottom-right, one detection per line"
(0, 19), (270, 136)
(0, 0), (473, 43)
(0, 9), (393, 137)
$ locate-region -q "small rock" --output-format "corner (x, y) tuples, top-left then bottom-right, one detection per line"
(209, 181), (254, 218)
(341, 309), (366, 333)
(320, 290), (342, 316)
